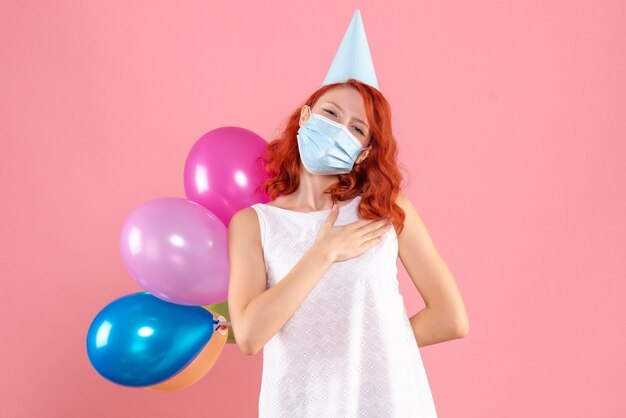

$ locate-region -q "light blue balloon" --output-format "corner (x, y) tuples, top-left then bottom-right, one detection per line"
(86, 292), (215, 387)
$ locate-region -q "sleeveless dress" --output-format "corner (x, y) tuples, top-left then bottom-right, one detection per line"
(251, 195), (438, 418)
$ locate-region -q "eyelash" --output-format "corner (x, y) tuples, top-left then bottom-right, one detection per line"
(323, 109), (365, 135)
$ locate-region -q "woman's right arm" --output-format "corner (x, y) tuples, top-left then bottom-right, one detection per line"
(227, 208), (335, 356)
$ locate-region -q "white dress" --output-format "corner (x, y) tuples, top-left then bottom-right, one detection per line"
(251, 195), (438, 418)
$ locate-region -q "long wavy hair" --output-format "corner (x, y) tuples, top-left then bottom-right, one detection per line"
(256, 78), (408, 235)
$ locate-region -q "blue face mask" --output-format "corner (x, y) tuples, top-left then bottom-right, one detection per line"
(296, 108), (369, 175)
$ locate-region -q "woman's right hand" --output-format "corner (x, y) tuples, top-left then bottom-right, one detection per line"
(315, 202), (392, 262)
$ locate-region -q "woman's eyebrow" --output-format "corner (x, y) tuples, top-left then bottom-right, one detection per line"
(325, 101), (369, 127)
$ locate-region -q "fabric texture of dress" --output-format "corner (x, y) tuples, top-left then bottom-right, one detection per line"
(250, 195), (438, 418)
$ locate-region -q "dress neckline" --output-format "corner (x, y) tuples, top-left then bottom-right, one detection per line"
(260, 195), (361, 215)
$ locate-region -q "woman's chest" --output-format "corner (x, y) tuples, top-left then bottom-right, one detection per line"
(262, 221), (398, 288)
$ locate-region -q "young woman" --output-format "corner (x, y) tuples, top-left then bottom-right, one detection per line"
(228, 78), (468, 417)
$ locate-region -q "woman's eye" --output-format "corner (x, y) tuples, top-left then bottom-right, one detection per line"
(353, 126), (364, 135)
(324, 109), (337, 117)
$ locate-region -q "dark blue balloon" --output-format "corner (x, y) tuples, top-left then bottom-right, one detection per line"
(86, 292), (214, 387)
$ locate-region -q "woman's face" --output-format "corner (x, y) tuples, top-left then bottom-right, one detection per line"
(299, 85), (372, 149)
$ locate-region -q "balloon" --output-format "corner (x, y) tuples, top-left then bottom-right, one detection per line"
(86, 292), (214, 387)
(119, 197), (229, 306)
(204, 300), (237, 344)
(149, 307), (229, 391)
(184, 126), (270, 226)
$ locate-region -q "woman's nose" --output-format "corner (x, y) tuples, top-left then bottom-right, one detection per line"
(339, 118), (351, 129)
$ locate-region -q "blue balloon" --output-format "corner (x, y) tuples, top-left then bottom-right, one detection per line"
(86, 292), (215, 387)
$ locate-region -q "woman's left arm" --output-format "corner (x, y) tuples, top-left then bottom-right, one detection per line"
(395, 191), (469, 347)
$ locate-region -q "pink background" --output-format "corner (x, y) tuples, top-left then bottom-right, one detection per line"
(2, 1), (625, 417)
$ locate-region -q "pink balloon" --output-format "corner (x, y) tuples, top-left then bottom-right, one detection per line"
(119, 197), (229, 306)
(184, 126), (270, 226)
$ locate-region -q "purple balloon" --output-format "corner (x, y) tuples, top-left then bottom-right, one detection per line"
(120, 197), (229, 306)
(184, 126), (270, 226)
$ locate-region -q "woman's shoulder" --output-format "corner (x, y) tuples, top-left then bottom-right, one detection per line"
(231, 203), (262, 219)
(228, 207), (263, 236)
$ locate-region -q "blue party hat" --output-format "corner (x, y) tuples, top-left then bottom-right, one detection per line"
(322, 9), (379, 90)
